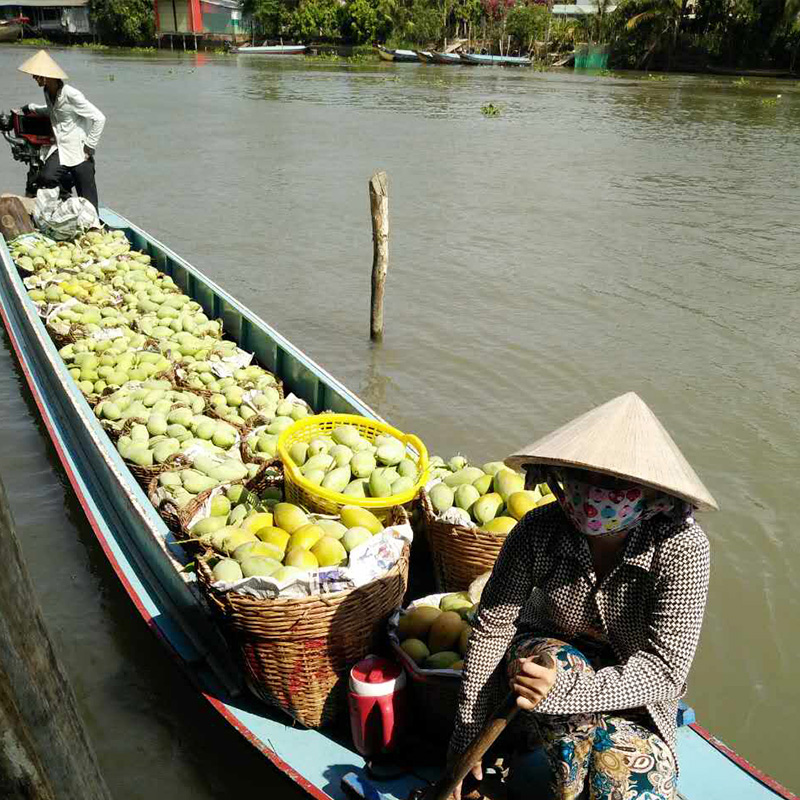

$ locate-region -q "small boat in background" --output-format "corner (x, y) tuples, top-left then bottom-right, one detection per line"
(459, 51), (532, 66)
(415, 50), (434, 62)
(0, 19), (24, 42)
(376, 44), (421, 62)
(430, 51), (463, 64)
(706, 64), (797, 78)
(232, 43), (307, 55)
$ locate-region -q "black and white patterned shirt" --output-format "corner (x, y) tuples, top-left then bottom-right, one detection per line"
(448, 503), (711, 772)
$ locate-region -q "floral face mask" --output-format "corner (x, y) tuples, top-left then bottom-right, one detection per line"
(549, 470), (675, 537)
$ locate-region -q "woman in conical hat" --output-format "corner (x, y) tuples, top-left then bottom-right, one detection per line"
(17, 50), (105, 210)
(449, 393), (716, 800)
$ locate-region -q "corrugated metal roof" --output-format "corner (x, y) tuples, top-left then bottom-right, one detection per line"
(0, 0), (88, 7)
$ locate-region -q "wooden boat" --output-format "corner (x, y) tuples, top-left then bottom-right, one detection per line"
(415, 50), (434, 63)
(232, 43), (307, 55)
(458, 52), (532, 66)
(430, 51), (463, 64)
(0, 21), (22, 42)
(0, 208), (797, 800)
(376, 45), (420, 63)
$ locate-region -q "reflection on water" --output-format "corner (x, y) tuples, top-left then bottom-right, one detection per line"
(0, 46), (798, 793)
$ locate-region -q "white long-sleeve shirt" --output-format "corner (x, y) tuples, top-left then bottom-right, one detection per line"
(28, 83), (105, 168)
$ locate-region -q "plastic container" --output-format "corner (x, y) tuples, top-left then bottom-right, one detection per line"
(277, 413), (429, 519)
(348, 655), (408, 756)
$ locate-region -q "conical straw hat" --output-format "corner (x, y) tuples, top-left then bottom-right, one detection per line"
(505, 392), (718, 511)
(18, 50), (68, 80)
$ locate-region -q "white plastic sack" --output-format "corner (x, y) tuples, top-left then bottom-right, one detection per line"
(33, 187), (100, 241)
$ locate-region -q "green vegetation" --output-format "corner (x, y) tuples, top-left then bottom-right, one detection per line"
(89, 0), (155, 45)
(481, 101), (502, 115)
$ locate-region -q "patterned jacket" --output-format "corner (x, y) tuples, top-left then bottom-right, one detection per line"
(448, 503), (711, 772)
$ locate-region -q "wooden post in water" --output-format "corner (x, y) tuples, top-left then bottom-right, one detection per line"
(0, 475), (113, 800)
(369, 170), (389, 341)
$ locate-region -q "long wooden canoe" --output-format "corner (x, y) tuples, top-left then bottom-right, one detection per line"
(0, 208), (796, 800)
(376, 45), (420, 63)
(233, 44), (307, 55)
(458, 52), (532, 66)
(430, 51), (463, 64)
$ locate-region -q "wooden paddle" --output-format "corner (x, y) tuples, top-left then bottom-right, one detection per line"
(413, 652), (554, 800)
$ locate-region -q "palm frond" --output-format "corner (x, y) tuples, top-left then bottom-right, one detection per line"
(626, 9), (656, 28)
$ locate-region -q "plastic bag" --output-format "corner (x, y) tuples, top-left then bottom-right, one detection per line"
(33, 187), (100, 241)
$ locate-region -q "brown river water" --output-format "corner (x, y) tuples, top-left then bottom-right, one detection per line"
(0, 45), (798, 796)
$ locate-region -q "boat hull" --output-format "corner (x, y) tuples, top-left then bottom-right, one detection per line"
(459, 52), (532, 66)
(430, 51), (462, 64)
(0, 22), (21, 41)
(233, 45), (306, 55)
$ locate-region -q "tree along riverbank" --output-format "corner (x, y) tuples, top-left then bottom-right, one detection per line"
(6, 0), (800, 75)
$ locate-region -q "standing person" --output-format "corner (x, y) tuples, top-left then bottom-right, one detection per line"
(449, 392), (717, 800)
(18, 50), (105, 210)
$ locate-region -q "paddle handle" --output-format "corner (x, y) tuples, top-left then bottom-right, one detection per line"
(426, 653), (553, 800)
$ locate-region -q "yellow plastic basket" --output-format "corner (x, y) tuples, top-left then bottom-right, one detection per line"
(277, 413), (429, 519)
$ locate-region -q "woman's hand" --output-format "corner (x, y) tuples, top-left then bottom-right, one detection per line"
(451, 762), (482, 800)
(510, 656), (557, 710)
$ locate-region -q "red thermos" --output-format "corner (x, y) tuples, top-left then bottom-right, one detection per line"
(348, 655), (408, 757)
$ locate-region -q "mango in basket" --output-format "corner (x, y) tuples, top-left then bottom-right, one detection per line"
(311, 536), (347, 567)
(454, 484), (480, 512)
(210, 495), (231, 517)
(241, 511), (274, 534)
(342, 526), (373, 552)
(429, 484), (455, 514)
(472, 493), (504, 526)
(223, 530), (261, 556)
(212, 558), (243, 583)
(494, 469), (525, 502)
(273, 503), (309, 533)
(192, 516), (228, 536)
(440, 592), (473, 614)
(316, 519), (347, 540)
(397, 606), (441, 640)
(285, 547), (319, 570)
(400, 638), (430, 666)
(271, 565), (303, 583)
(340, 506), (383, 535)
(424, 651), (461, 670)
(481, 516), (518, 535)
(241, 555), (282, 578)
(428, 611), (466, 654)
(256, 526), (291, 554)
(288, 524), (325, 551)
(507, 491), (539, 521)
(233, 540), (283, 562)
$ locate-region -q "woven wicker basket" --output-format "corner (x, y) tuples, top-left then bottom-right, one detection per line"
(420, 489), (507, 592)
(148, 457), (283, 534)
(196, 506), (410, 728)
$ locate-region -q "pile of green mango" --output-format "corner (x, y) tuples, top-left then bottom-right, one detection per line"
(283, 424), (420, 498)
(204, 501), (389, 584)
(426, 455), (556, 532)
(59, 338), (172, 396)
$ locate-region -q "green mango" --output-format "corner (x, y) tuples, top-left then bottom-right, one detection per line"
(391, 476), (415, 495)
(454, 484), (480, 511)
(369, 470), (393, 498)
(444, 467), (485, 487)
(472, 473), (493, 495)
(493, 469), (525, 502)
(191, 516), (228, 536)
(351, 452), (377, 479)
(321, 466), (351, 493)
(376, 439), (405, 466)
(397, 458), (418, 481)
(289, 442), (309, 466)
(472, 493), (504, 525)
(343, 479), (368, 497)
(429, 483), (454, 513)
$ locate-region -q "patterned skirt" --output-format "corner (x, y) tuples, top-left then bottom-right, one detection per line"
(507, 636), (677, 800)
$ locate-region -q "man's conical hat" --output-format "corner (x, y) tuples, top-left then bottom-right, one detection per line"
(18, 50), (68, 80)
(505, 392), (718, 511)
